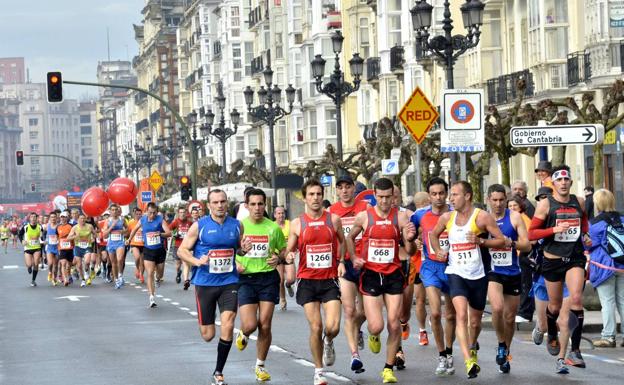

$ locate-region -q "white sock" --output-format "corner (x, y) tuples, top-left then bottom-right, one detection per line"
(314, 367), (324, 375)
(324, 335), (331, 344)
(420, 328), (426, 332)
(256, 359), (264, 367)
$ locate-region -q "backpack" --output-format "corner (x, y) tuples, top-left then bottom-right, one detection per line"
(601, 213), (624, 264)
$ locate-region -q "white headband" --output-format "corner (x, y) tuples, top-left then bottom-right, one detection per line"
(552, 169), (571, 180)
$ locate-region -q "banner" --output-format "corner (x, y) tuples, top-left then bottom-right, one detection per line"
(67, 192), (83, 210)
(611, 1), (624, 27)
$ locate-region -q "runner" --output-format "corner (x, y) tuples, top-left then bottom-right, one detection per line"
(40, 214), (48, 269)
(176, 189), (252, 385)
(328, 174), (369, 374)
(528, 165), (591, 374)
(485, 184), (531, 373)
(67, 213), (96, 287)
(18, 213), (44, 287)
(57, 212), (74, 286)
(44, 212), (60, 286)
(127, 208), (145, 284)
(234, 188), (287, 382)
(273, 205), (290, 310)
(1, 219), (10, 254)
(284, 179), (346, 385)
(128, 202), (172, 307)
(10, 217), (20, 249)
(169, 206), (193, 289)
(429, 181), (505, 378)
(97, 212), (110, 281)
(346, 178), (417, 384)
(103, 204), (128, 289)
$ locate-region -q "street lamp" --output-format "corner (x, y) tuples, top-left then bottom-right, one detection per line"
(123, 148), (142, 188)
(310, 30), (364, 161)
(411, 0), (485, 183)
(134, 135), (160, 178)
(244, 66), (298, 205)
(156, 127), (182, 178)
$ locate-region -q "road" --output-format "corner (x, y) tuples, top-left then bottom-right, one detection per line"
(1, 246), (623, 385)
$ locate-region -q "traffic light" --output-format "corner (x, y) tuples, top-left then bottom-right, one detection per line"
(46, 71), (63, 103)
(180, 176), (192, 201)
(16, 150), (24, 166)
(31, 183), (36, 192)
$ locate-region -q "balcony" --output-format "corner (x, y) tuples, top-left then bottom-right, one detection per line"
(185, 72), (195, 89)
(366, 57), (380, 82)
(149, 110), (160, 125)
(486, 69), (535, 105)
(148, 78), (160, 93)
(134, 92), (148, 105)
(213, 41), (222, 59)
(248, 5), (266, 30)
(135, 119), (149, 131)
(567, 51), (592, 87)
(390, 46), (404, 73)
(251, 56), (264, 76)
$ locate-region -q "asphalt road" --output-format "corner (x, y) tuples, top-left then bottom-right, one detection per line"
(1, 246), (624, 385)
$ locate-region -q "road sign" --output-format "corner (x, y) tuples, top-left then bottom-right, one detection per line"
(398, 86), (439, 144)
(510, 124), (604, 147)
(390, 148), (401, 160)
(141, 191), (153, 202)
(187, 200), (203, 213)
(441, 89), (484, 152)
(381, 159), (399, 175)
(320, 175), (332, 187)
(149, 170), (164, 192)
(355, 189), (376, 206)
(604, 129), (616, 145)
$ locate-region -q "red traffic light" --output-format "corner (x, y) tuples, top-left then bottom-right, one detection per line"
(16, 150), (24, 166)
(180, 176), (190, 186)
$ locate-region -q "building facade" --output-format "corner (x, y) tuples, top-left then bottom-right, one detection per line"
(0, 97), (23, 199)
(0, 57), (26, 85)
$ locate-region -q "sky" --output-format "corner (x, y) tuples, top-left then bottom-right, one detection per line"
(0, 0), (145, 99)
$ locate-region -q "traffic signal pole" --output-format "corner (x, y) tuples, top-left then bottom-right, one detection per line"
(63, 80), (198, 200)
(23, 153), (86, 176)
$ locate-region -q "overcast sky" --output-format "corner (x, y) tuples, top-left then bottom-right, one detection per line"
(0, 0), (144, 99)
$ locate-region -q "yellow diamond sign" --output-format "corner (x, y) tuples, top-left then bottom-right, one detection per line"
(148, 170), (164, 192)
(398, 87), (439, 144)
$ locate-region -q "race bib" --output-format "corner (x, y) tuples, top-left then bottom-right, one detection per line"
(554, 218), (580, 243)
(133, 230), (143, 243)
(28, 239), (40, 247)
(306, 243), (333, 269)
(146, 231), (161, 246)
(341, 217), (362, 240)
(60, 240), (72, 250)
(178, 231), (187, 238)
(208, 249), (235, 274)
(48, 235), (58, 245)
(110, 232), (122, 242)
(77, 241), (89, 249)
(491, 247), (513, 267)
(368, 239), (395, 264)
(449, 243), (480, 267)
(427, 231), (450, 255)
(247, 235), (269, 258)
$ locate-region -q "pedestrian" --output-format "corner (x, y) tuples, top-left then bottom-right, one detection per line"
(535, 161), (553, 189)
(584, 186), (595, 221)
(511, 181), (535, 218)
(588, 188), (624, 348)
(273, 205), (291, 310)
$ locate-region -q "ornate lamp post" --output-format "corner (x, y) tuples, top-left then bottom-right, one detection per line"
(156, 127), (182, 178)
(310, 30), (364, 161)
(134, 135), (160, 178)
(123, 148), (142, 188)
(411, 0), (485, 182)
(244, 66), (297, 205)
(201, 81), (241, 178)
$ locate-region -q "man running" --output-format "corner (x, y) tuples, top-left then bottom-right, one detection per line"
(10, 217), (20, 249)
(328, 174), (369, 374)
(429, 181), (505, 378)
(169, 206), (193, 289)
(57, 212), (74, 285)
(1, 219), (10, 254)
(285, 179), (346, 385)
(177, 189), (252, 385)
(486, 184), (531, 373)
(44, 212), (60, 285)
(234, 188), (287, 382)
(529, 165), (591, 374)
(68, 213), (96, 287)
(18, 213), (44, 286)
(127, 208), (145, 284)
(103, 204), (128, 289)
(273, 205), (290, 310)
(346, 178), (417, 384)
(97, 212), (110, 281)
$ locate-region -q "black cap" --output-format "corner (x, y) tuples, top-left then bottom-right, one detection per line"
(336, 174), (354, 186)
(535, 186), (553, 201)
(534, 160), (553, 174)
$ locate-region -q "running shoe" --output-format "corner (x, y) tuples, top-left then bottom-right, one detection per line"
(368, 334), (381, 354)
(401, 322), (410, 340)
(446, 355), (455, 375)
(52, 280), (58, 287)
(114, 278), (122, 289)
(134, 268), (140, 280)
(119, 276), (125, 286)
(30, 280), (37, 287)
(323, 337), (335, 366)
(435, 356), (447, 376)
(64, 280), (70, 287)
(279, 298), (287, 311)
(419, 330), (429, 346)
(592, 337), (616, 348)
(86, 277), (92, 286)
(255, 366), (271, 382)
(149, 295), (157, 308)
(546, 336), (560, 356)
(285, 282), (295, 297)
(90, 269), (95, 280)
(211, 373), (227, 385)
(313, 372), (328, 385)
(394, 350), (406, 370)
(350, 354), (365, 373)
(556, 358), (569, 374)
(80, 279), (86, 287)
(95, 266), (101, 277)
(469, 348), (478, 362)
(499, 360), (511, 374)
(496, 346), (507, 365)
(175, 269), (182, 284)
(381, 368), (398, 383)
(465, 357), (480, 379)
(532, 327), (544, 345)
(358, 330), (365, 351)
(236, 329), (248, 351)
(139, 273), (145, 284)
(565, 350), (586, 368)
(47, 272), (52, 282)
(183, 279), (190, 290)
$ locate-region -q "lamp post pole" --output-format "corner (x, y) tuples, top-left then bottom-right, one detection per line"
(411, 0), (485, 183)
(244, 67), (298, 206)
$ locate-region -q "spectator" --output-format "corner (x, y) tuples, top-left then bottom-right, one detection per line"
(585, 186), (595, 220)
(588, 189), (624, 348)
(507, 195), (531, 230)
(534, 160), (553, 189)
(512, 181), (535, 218)
(322, 199), (331, 209)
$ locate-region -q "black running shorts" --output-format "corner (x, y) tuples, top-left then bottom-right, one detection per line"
(447, 274), (488, 311)
(359, 268), (405, 297)
(296, 278), (341, 306)
(143, 247), (166, 264)
(194, 284), (239, 325)
(488, 272), (522, 296)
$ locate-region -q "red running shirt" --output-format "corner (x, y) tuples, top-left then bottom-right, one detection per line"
(297, 211), (339, 280)
(169, 218), (192, 248)
(329, 200), (368, 260)
(361, 207), (401, 274)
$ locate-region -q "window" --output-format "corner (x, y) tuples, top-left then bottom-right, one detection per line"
(544, 0), (568, 24)
(275, 19), (284, 59)
(81, 126), (92, 135)
(231, 6), (240, 37)
(29, 131), (38, 139)
(244, 42), (253, 76)
(550, 64), (566, 88)
(277, 121), (287, 150)
(359, 17), (370, 57)
(388, 0), (401, 11)
(292, 0), (302, 32)
(293, 52), (302, 87)
(388, 80), (399, 117)
(232, 43), (242, 82)
(305, 110), (318, 157)
(80, 115), (91, 123)
(30, 158), (39, 166)
(326, 108), (337, 136)
(81, 137), (92, 146)
(545, 27), (568, 60)
(248, 132), (258, 152)
(296, 116), (304, 142)
(235, 136), (245, 160)
(28, 118), (38, 126)
(30, 144), (39, 152)
(388, 15), (402, 47)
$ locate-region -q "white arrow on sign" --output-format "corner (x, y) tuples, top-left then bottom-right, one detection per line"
(55, 295), (89, 302)
(510, 124), (604, 147)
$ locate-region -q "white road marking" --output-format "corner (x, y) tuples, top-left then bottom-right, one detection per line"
(2, 265), (19, 269)
(293, 359), (314, 367)
(163, 298), (171, 302)
(156, 294), (163, 298)
(171, 302), (180, 306)
(179, 307), (190, 311)
(188, 311), (197, 316)
(54, 295), (89, 302)
(141, 289), (148, 292)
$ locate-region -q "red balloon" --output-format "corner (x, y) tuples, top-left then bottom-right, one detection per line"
(107, 177), (138, 206)
(81, 187), (109, 217)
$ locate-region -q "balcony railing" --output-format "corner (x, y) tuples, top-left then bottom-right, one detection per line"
(248, 5), (266, 30)
(134, 92), (148, 105)
(149, 110), (160, 125)
(485, 69), (535, 105)
(366, 57), (380, 82)
(135, 119), (149, 131)
(567, 50), (591, 87)
(251, 56), (264, 76)
(390, 46), (404, 72)
(213, 41), (222, 59)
